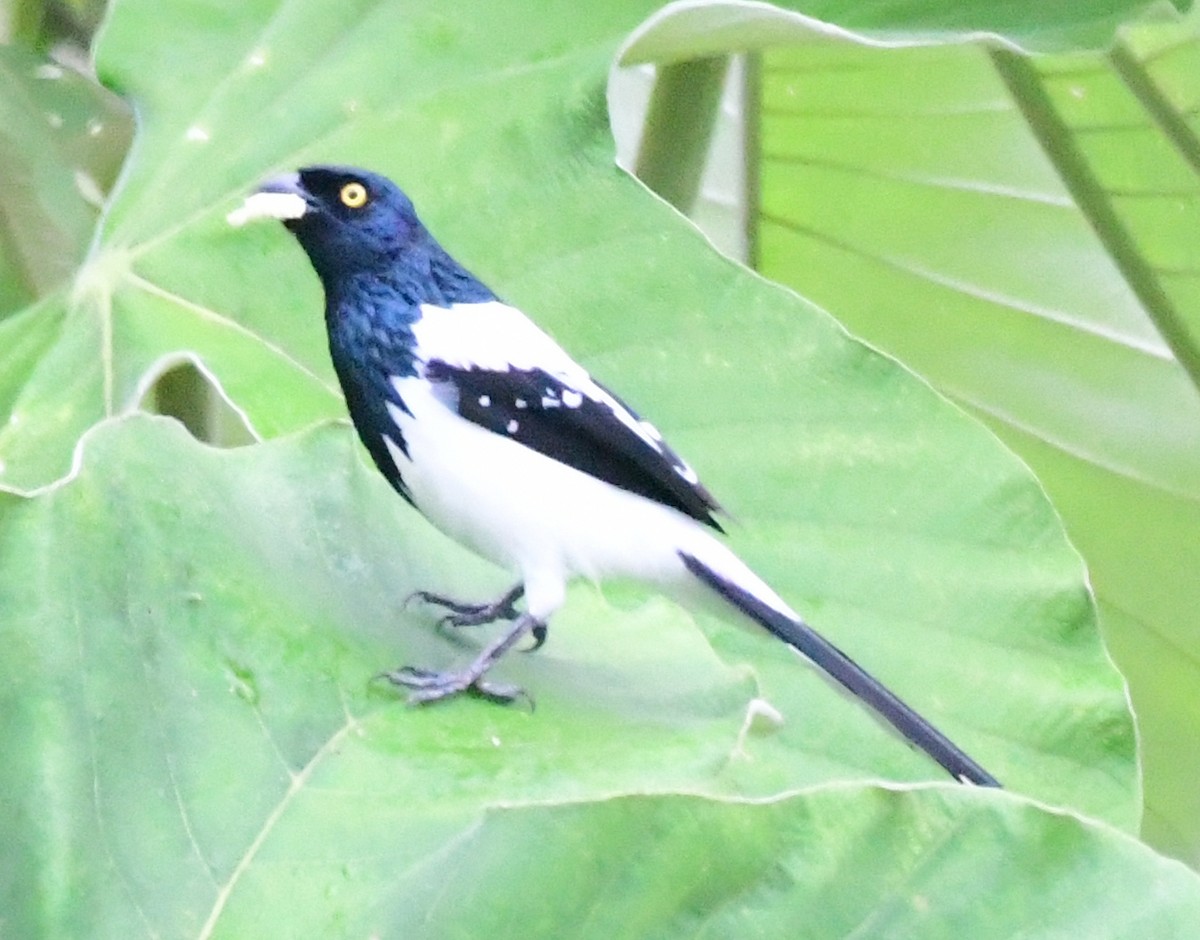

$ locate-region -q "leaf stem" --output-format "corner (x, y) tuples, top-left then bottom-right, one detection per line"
(989, 45), (1200, 393)
(634, 56), (729, 213)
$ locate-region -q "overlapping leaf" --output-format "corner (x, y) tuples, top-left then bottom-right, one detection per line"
(753, 3), (1200, 862)
(0, 44), (130, 315)
(0, 0), (1184, 933)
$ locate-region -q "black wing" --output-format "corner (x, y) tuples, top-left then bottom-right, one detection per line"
(425, 360), (723, 530)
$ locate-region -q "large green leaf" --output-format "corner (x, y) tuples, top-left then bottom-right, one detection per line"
(0, 415), (1192, 936)
(752, 4), (1200, 862)
(0, 0), (1182, 932)
(375, 790), (1200, 939)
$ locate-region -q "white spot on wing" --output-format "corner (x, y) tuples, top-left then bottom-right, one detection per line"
(478, 395), (490, 407)
(562, 389), (583, 408)
(580, 382), (665, 453)
(515, 398), (527, 409)
(506, 419), (519, 434)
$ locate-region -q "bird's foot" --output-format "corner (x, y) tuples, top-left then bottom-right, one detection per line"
(381, 665), (530, 706)
(380, 612), (543, 706)
(407, 584), (525, 627)
(407, 583), (547, 650)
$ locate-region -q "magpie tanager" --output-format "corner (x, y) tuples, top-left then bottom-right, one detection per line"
(229, 165), (999, 787)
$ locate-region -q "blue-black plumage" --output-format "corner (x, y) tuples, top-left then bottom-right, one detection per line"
(231, 165), (999, 787)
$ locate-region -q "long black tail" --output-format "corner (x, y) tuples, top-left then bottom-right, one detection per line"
(679, 552), (1000, 787)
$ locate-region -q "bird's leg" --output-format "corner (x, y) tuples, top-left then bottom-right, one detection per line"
(407, 583), (547, 650)
(383, 612), (543, 705)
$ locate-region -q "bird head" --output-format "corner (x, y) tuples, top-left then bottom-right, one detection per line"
(229, 165), (427, 281)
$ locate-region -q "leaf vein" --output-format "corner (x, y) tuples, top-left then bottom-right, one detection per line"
(196, 714), (361, 939)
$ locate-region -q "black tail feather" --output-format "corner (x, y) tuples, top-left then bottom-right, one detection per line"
(679, 552), (1000, 788)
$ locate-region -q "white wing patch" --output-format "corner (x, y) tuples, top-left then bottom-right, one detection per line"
(413, 302), (581, 374)
(414, 302), (671, 446)
(411, 301), (704, 491)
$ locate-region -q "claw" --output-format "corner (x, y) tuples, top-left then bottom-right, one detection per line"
(525, 622), (549, 652)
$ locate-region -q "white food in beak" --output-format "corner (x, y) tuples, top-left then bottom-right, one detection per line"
(226, 190), (307, 227)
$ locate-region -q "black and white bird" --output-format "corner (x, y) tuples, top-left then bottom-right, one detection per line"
(229, 165), (999, 787)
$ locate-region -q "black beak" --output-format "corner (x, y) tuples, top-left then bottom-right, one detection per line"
(256, 171), (305, 198)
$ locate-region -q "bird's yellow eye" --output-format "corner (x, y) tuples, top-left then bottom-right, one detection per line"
(339, 182), (368, 209)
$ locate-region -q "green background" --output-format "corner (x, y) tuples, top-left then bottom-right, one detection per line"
(0, 0), (1197, 935)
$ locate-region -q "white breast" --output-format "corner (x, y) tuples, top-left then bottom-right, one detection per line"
(384, 374), (709, 619)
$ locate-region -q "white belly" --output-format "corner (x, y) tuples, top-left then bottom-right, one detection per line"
(383, 378), (716, 616)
